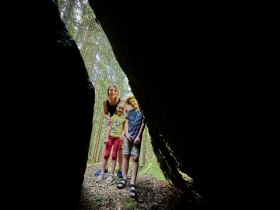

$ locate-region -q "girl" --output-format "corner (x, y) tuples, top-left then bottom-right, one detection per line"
(96, 103), (126, 183)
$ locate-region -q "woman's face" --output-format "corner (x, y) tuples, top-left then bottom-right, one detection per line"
(108, 86), (118, 98)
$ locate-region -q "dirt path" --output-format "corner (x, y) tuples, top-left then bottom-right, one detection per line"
(79, 164), (183, 210)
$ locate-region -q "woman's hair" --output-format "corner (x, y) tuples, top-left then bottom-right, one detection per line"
(105, 84), (121, 101)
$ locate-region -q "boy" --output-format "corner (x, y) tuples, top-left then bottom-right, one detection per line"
(117, 96), (145, 198)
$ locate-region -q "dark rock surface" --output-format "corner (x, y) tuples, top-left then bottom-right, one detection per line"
(3, 0), (270, 209)
(3, 1), (94, 209)
(89, 0), (268, 208)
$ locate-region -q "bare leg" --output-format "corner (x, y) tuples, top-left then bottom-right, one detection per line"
(122, 154), (131, 180)
(96, 158), (109, 182)
(103, 126), (112, 172)
(130, 155), (139, 185)
(101, 158), (109, 173)
(110, 159), (117, 175)
(118, 146), (123, 171)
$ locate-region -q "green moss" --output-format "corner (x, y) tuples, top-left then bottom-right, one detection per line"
(124, 199), (139, 210)
(138, 157), (166, 181)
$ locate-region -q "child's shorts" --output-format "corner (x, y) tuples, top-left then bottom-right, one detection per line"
(123, 138), (141, 156)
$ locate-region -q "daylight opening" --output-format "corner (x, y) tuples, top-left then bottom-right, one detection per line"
(56, 2), (180, 208)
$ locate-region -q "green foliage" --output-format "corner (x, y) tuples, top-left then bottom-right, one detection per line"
(138, 157), (166, 181)
(124, 198), (139, 210)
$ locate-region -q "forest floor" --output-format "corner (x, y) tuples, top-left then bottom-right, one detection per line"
(79, 164), (184, 210)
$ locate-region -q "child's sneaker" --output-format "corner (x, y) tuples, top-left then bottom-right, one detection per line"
(96, 174), (103, 183)
(117, 169), (123, 178)
(106, 174), (114, 183)
(95, 168), (108, 176)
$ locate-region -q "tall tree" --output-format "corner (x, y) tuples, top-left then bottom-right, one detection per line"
(57, 0), (155, 168)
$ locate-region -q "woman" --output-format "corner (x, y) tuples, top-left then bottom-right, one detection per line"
(95, 84), (125, 178)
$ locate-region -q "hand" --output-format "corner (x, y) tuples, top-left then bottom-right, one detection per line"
(108, 117), (112, 125)
(134, 137), (140, 145)
(125, 134), (130, 141)
(126, 135), (134, 141)
(104, 138), (109, 145)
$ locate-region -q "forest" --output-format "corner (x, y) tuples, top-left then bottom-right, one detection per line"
(57, 0), (162, 177)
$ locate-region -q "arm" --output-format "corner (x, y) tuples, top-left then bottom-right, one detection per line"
(134, 118), (145, 145)
(103, 100), (112, 125)
(124, 119), (131, 141)
(104, 115), (114, 145)
(104, 127), (111, 145)
(121, 120), (126, 140)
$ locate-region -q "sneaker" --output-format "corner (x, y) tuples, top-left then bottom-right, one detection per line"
(117, 170), (123, 178)
(95, 168), (108, 176)
(106, 174), (114, 183)
(96, 174), (103, 183)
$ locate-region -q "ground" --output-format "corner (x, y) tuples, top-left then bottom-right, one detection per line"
(79, 164), (184, 210)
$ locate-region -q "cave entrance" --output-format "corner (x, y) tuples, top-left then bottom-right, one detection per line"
(57, 0), (165, 193)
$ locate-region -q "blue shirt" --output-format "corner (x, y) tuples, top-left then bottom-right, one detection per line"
(126, 109), (143, 139)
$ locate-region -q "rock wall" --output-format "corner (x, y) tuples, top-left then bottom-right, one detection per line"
(89, 0), (267, 208)
(3, 1), (94, 209)
(2, 0), (269, 209)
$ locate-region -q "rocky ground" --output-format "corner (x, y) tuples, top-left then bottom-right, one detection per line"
(79, 164), (184, 210)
